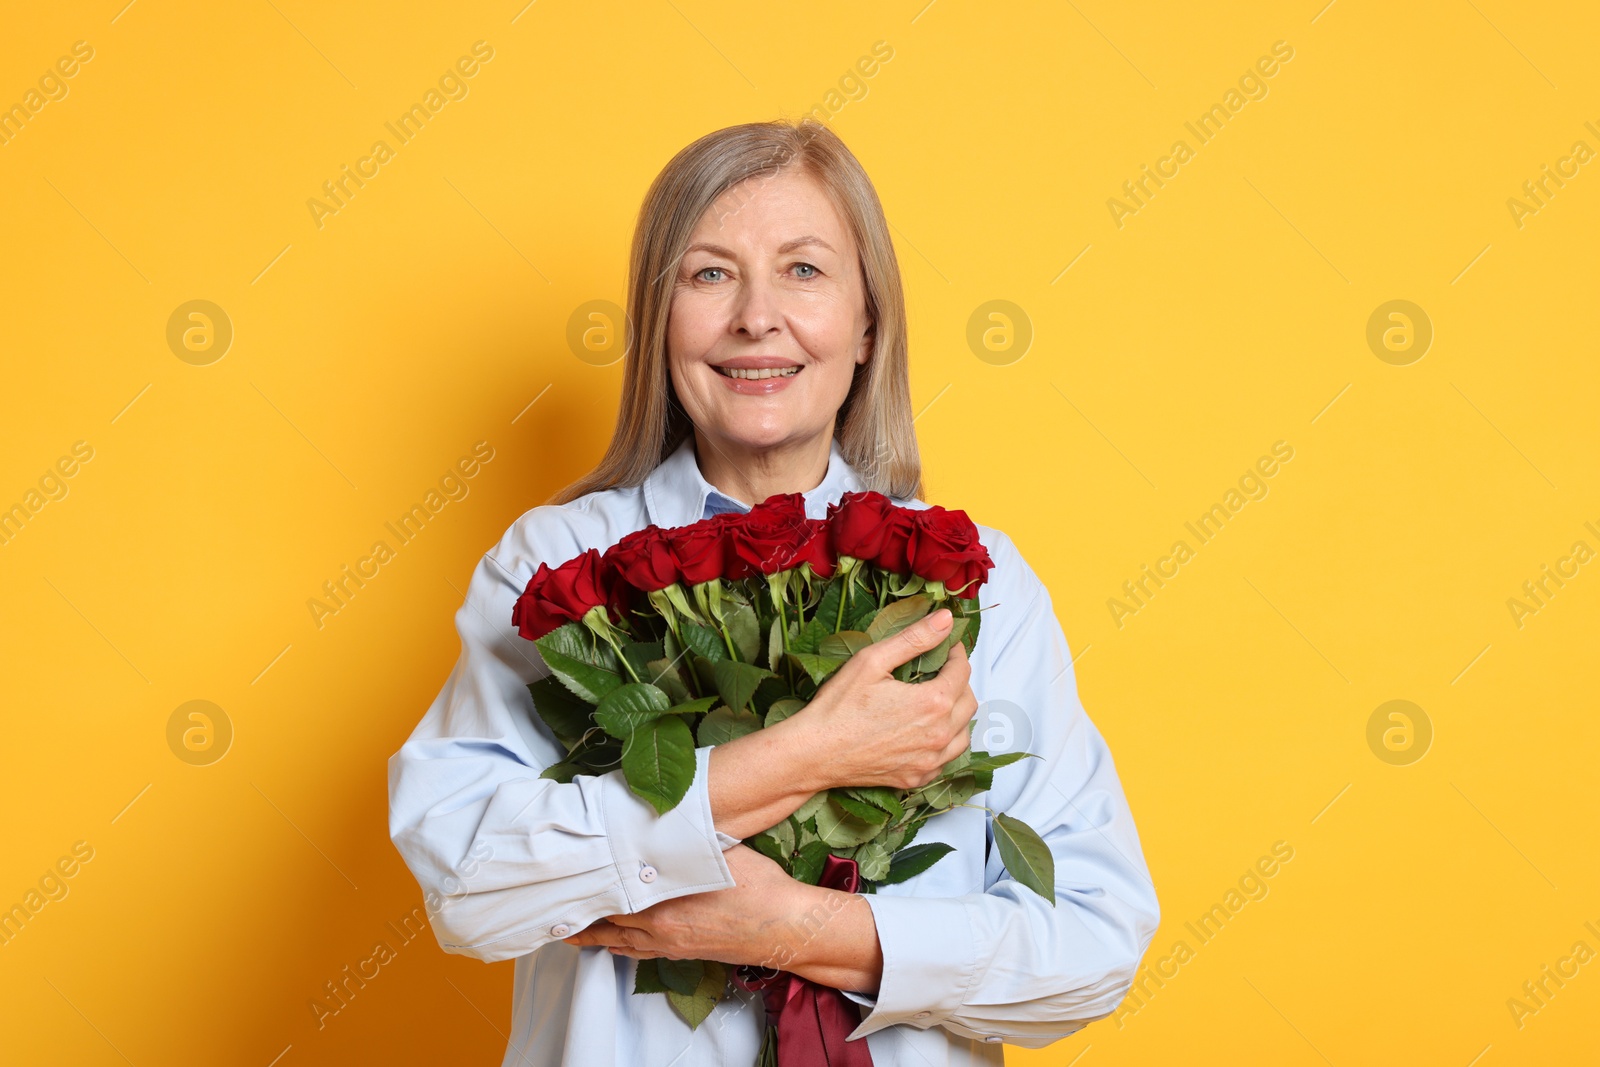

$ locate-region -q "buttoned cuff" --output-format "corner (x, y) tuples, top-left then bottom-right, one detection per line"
(601, 744), (737, 911)
(842, 893), (981, 1041)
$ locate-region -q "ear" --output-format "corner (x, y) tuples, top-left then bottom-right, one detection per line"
(855, 322), (874, 365)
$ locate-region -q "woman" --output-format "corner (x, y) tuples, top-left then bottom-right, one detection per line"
(388, 118), (1159, 1066)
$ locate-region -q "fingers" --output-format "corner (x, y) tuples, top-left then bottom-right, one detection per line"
(926, 631), (972, 701)
(871, 607), (953, 672)
(565, 919), (647, 952)
(948, 679), (979, 735)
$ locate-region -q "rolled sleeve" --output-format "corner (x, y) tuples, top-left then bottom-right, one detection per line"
(388, 529), (738, 964)
(838, 531), (1160, 1048)
(840, 895), (980, 1039)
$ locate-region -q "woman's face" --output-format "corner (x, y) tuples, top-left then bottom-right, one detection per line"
(666, 166), (873, 459)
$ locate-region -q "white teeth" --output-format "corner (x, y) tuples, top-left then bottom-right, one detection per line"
(717, 366), (801, 379)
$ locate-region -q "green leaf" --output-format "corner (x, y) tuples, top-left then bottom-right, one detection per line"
(594, 683), (673, 738)
(526, 676), (596, 748)
(690, 653), (718, 695)
(712, 659), (774, 714)
(853, 837), (893, 881)
(726, 602), (761, 662)
(537, 621), (623, 671)
(969, 750), (1034, 772)
(621, 640), (665, 682)
(533, 638), (624, 705)
(633, 958), (671, 994)
(833, 794), (892, 826)
(787, 652), (847, 686)
(993, 812), (1055, 905)
(764, 696), (807, 727)
(847, 599), (880, 632)
(537, 761), (580, 783)
(680, 622), (726, 662)
(908, 616), (969, 676)
(696, 705), (763, 746)
(767, 616), (785, 672)
(645, 658), (692, 704)
(815, 793), (886, 848)
(969, 751), (1036, 792)
(813, 579), (844, 634)
(791, 615), (829, 655)
(865, 593), (932, 643)
(955, 598), (981, 655)
(818, 630), (873, 658)
(656, 958), (705, 996)
(790, 840), (831, 885)
(793, 791), (828, 824)
(750, 818), (796, 866)
(845, 786), (905, 823)
(880, 842), (956, 885)
(913, 772), (977, 811)
(665, 959), (726, 1030)
(621, 714), (697, 814)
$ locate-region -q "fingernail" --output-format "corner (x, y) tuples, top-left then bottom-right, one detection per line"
(931, 608), (952, 627)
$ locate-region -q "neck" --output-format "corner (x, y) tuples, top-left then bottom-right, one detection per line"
(691, 427), (834, 507)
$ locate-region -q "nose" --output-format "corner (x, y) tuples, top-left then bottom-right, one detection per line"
(729, 271), (781, 340)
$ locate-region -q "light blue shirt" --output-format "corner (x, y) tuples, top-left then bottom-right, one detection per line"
(388, 435), (1160, 1066)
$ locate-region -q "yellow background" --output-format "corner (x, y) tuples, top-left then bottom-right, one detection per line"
(2, 1), (1596, 1063)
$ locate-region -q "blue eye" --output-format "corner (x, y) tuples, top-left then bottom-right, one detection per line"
(696, 267), (725, 282)
(794, 263), (818, 278)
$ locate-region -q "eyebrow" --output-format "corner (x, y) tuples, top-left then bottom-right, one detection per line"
(683, 235), (837, 258)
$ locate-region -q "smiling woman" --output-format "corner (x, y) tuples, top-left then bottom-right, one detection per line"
(388, 118), (1159, 1067)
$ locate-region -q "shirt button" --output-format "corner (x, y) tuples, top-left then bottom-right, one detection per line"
(551, 923), (571, 937)
(913, 1011), (931, 1019)
(639, 864), (658, 883)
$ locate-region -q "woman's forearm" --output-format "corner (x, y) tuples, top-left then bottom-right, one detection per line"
(781, 886), (884, 996)
(706, 719), (828, 840)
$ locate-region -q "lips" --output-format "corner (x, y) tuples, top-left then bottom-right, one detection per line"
(715, 365), (801, 380)
(712, 356), (803, 381)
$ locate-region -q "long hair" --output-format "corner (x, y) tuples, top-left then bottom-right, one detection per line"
(547, 118), (922, 505)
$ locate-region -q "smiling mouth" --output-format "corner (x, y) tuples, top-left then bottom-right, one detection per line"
(714, 366), (802, 380)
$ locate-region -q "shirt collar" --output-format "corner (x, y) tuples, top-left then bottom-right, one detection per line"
(643, 436), (866, 528)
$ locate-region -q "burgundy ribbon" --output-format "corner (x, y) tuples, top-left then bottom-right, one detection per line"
(731, 854), (875, 1066)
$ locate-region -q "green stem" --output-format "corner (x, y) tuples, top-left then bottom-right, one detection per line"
(607, 637), (642, 683)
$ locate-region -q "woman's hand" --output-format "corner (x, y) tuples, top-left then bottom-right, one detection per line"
(564, 844), (885, 993)
(778, 606), (978, 791)
(562, 845), (810, 968)
(703, 606), (978, 840)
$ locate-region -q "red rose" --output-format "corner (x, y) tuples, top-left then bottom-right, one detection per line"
(788, 518), (836, 578)
(727, 494), (811, 578)
(605, 525), (680, 592)
(670, 513), (737, 585)
(907, 506), (994, 597)
(828, 491), (915, 573)
(511, 548), (625, 640)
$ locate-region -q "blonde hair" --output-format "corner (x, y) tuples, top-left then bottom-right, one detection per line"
(548, 118), (922, 505)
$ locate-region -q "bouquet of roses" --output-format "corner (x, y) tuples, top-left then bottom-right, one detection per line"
(511, 490), (1054, 1058)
